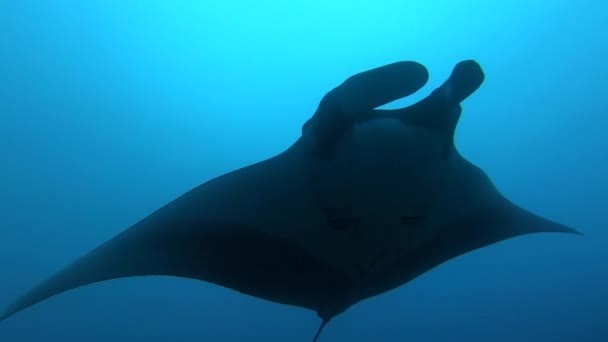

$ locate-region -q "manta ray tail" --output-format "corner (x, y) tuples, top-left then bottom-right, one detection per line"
(312, 319), (330, 342)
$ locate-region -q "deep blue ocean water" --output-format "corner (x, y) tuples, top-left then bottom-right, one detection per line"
(1, 1), (606, 341)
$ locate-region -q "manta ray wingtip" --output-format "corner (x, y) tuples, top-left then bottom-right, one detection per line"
(562, 225), (584, 236)
(509, 202), (584, 238)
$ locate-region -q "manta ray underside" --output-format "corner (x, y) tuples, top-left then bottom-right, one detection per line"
(0, 60), (580, 341)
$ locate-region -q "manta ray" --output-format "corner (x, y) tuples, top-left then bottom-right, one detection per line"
(0, 60), (580, 341)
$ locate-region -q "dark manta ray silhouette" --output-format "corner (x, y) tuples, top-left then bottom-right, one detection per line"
(1, 60), (580, 341)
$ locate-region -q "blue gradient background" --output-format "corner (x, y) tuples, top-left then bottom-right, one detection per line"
(1, 1), (606, 341)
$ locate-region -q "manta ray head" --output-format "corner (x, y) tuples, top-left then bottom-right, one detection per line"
(305, 62), (580, 320)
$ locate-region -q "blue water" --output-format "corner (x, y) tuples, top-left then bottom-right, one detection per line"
(1, 1), (606, 341)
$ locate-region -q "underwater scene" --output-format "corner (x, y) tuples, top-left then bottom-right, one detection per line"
(1, 1), (607, 341)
